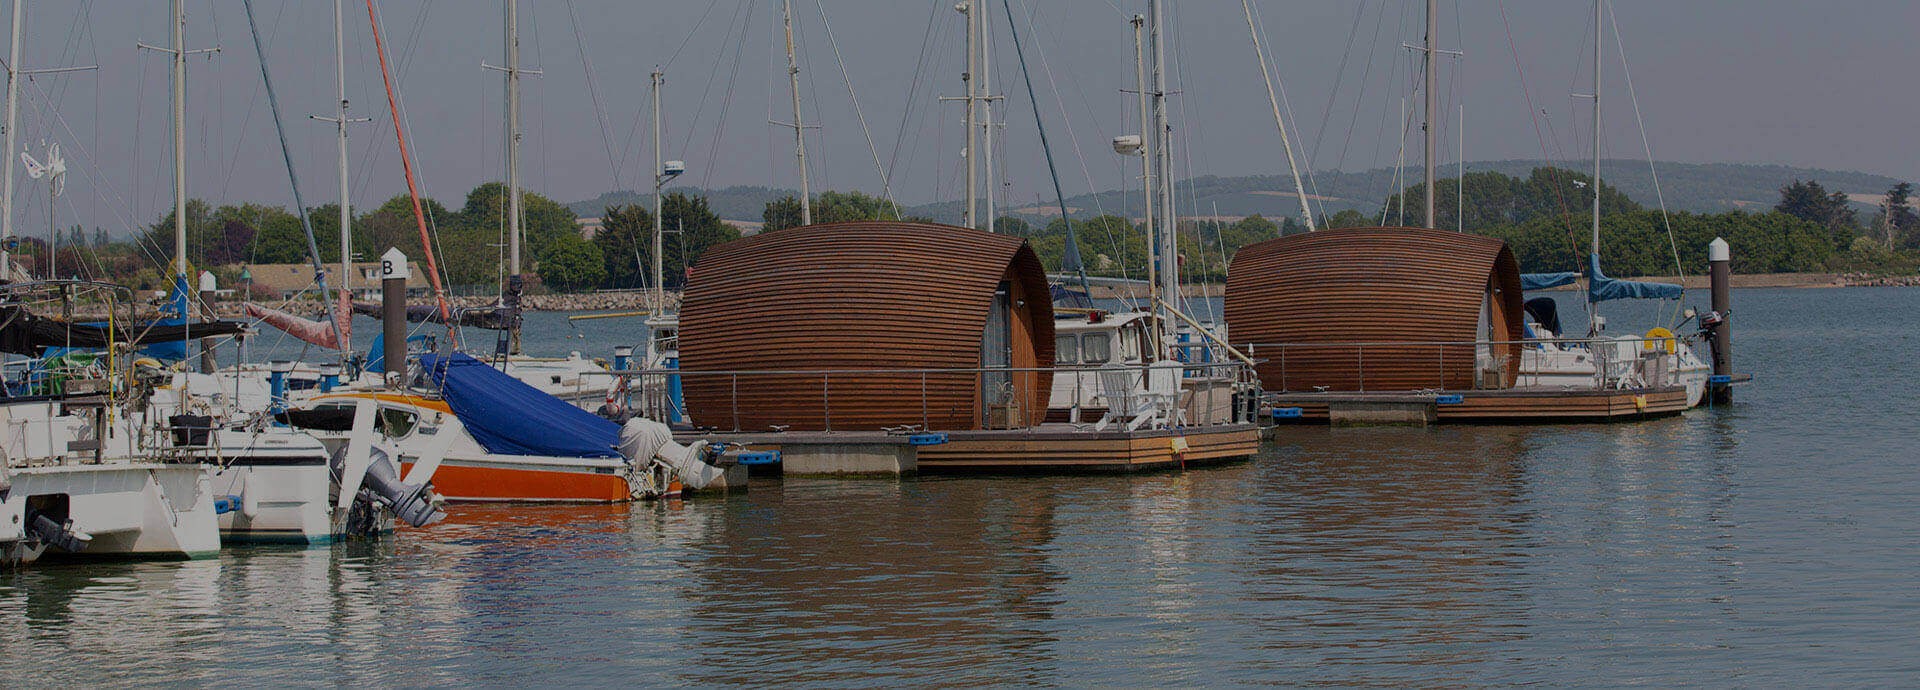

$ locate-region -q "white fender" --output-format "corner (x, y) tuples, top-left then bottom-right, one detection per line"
(401, 417), (462, 486)
(335, 399), (377, 509)
(239, 471), (259, 518)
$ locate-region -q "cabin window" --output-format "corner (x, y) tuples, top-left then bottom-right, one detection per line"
(1055, 335), (1079, 364)
(1119, 324), (1141, 363)
(652, 329), (678, 354)
(1083, 333), (1111, 364)
(378, 408), (418, 438)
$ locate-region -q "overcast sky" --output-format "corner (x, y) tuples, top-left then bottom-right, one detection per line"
(5, 0), (1915, 233)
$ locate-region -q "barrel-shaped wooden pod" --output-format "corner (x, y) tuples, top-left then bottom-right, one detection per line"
(679, 221), (1054, 431)
(1225, 227), (1524, 391)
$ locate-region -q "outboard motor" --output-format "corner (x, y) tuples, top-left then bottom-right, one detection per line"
(27, 512), (90, 553)
(618, 417), (732, 490)
(330, 444), (446, 531)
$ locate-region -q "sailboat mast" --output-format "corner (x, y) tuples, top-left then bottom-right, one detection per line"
(171, 0), (187, 291)
(1148, 0), (1176, 319)
(962, 1), (978, 229)
(981, 6), (994, 231)
(1423, 0), (1437, 229)
(1239, 0), (1314, 232)
(332, 0), (350, 295)
(0, 0), (19, 281)
(1131, 14), (1155, 315)
(505, 0), (522, 284)
(650, 71), (664, 315)
(781, 0), (810, 226)
(1589, 0), (1602, 333)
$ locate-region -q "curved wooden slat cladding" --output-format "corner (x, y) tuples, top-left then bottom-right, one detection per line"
(679, 221), (1054, 431)
(1225, 226), (1524, 391)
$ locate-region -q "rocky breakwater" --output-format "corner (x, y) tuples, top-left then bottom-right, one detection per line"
(1837, 272), (1920, 288)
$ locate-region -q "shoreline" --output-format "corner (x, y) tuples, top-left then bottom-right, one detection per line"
(86, 272), (1915, 320)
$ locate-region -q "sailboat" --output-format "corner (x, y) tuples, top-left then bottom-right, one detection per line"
(1514, 0), (1712, 407)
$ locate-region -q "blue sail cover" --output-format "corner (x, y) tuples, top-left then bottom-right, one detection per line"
(1521, 257), (1683, 303)
(1585, 254), (1683, 302)
(420, 352), (621, 458)
(1520, 272), (1581, 291)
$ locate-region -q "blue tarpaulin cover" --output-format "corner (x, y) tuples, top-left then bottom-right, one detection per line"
(1521, 257), (1683, 303)
(1585, 254), (1683, 302)
(420, 352), (621, 458)
(1520, 272), (1581, 291)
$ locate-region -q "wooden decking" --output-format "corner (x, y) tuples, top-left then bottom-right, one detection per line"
(917, 423), (1263, 472)
(1266, 385), (1690, 425)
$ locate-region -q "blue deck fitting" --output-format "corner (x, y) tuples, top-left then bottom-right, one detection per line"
(1435, 394), (1465, 405)
(1271, 407), (1305, 419)
(1708, 374), (1733, 384)
(908, 433), (949, 446)
(214, 495), (241, 515)
(735, 451), (781, 466)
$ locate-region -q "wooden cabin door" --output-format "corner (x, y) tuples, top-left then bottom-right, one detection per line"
(980, 281), (1013, 427)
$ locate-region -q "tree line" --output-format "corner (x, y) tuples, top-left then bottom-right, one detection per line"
(16, 168), (1909, 299)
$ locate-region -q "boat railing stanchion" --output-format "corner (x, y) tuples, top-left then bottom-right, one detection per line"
(1279, 345), (1287, 392)
(821, 372), (831, 432)
(731, 373), (740, 432)
(921, 372), (930, 430)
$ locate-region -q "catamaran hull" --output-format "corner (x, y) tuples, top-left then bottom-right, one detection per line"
(1, 464), (220, 565)
(214, 461), (338, 544)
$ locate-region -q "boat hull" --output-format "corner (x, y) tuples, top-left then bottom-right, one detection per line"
(402, 457), (632, 503)
(1, 464), (220, 565)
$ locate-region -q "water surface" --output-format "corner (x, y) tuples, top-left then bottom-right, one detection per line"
(3, 288), (1915, 685)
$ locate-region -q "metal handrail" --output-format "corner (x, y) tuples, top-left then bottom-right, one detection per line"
(1239, 335), (1688, 393)
(590, 360), (1261, 432)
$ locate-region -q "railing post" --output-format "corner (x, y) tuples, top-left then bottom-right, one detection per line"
(822, 373), (831, 431)
(922, 371), (929, 430)
(1279, 345), (1287, 392)
(731, 373), (740, 432)
(1438, 343), (1445, 391)
(1357, 344), (1365, 392)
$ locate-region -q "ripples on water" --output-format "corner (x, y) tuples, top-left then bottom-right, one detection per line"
(4, 289), (1918, 685)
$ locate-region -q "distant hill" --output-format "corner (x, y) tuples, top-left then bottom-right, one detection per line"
(568, 160), (1909, 224)
(567, 185), (791, 221)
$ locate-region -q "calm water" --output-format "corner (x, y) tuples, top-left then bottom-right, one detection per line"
(4, 288), (1917, 685)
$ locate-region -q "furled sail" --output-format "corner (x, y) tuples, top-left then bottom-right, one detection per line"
(0, 306), (245, 355)
(245, 290), (352, 350)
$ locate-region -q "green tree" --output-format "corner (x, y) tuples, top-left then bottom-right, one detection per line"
(591, 204), (654, 289)
(658, 192), (739, 287)
(762, 195), (804, 233)
(536, 233), (605, 292)
(1775, 179), (1857, 237)
(993, 216), (1030, 236)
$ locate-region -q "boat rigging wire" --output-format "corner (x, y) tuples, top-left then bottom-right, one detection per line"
(239, 0), (346, 351)
(1606, 1), (1686, 325)
(815, 0), (899, 216)
(364, 0), (455, 338)
(999, 0), (1084, 296)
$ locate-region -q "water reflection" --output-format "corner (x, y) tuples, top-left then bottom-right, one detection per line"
(2, 283), (1915, 690)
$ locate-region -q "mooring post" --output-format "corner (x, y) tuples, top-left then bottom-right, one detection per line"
(197, 270), (218, 374)
(381, 247), (408, 388)
(1707, 237), (1733, 404)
